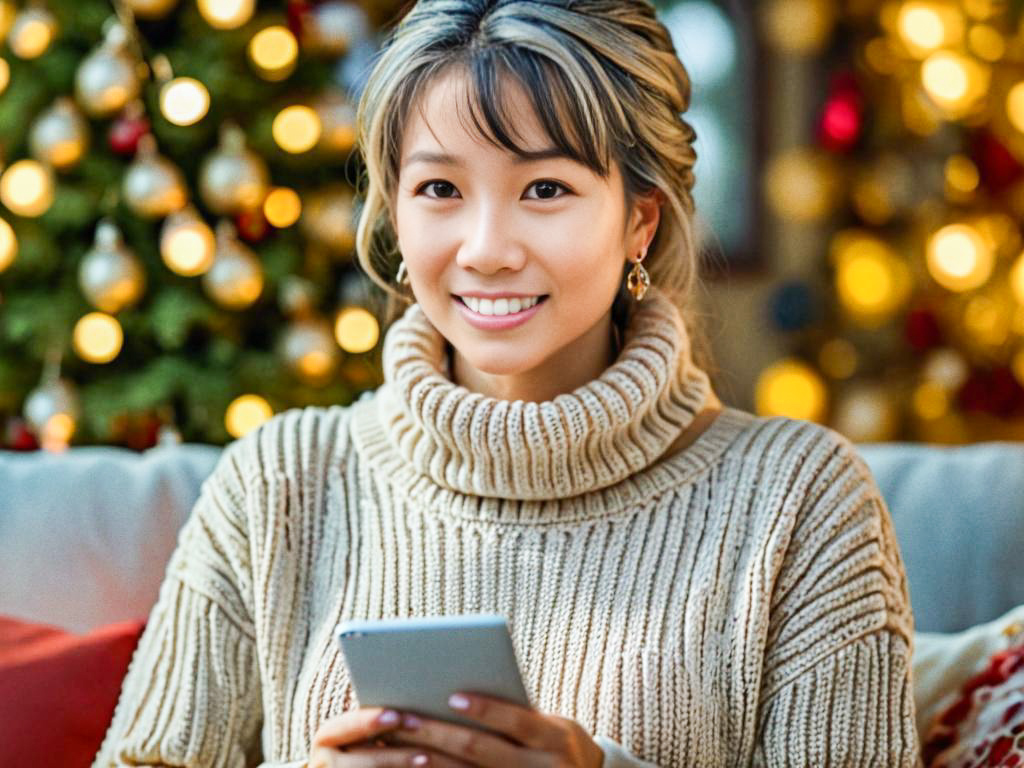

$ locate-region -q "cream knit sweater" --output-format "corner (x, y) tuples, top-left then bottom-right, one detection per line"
(93, 288), (921, 767)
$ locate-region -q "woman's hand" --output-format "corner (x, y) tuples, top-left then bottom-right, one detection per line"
(387, 692), (605, 768)
(310, 706), (475, 767)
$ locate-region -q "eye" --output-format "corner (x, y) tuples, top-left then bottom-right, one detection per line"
(524, 180), (571, 201)
(416, 180), (460, 199)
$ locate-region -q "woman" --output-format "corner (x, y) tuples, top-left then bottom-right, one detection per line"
(93, 1), (921, 766)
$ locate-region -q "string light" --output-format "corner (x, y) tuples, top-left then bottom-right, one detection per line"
(272, 106), (321, 153)
(198, 0), (255, 30)
(0, 216), (16, 272)
(160, 207), (215, 276)
(0, 58), (9, 95)
(334, 307), (380, 353)
(926, 223), (994, 292)
(160, 77), (210, 126)
(1009, 253), (1024, 305)
(755, 359), (828, 422)
(73, 312), (124, 363)
(896, 2), (964, 58)
(0, 159), (55, 217)
(263, 187), (301, 228)
(818, 338), (858, 379)
(225, 394), (273, 438)
(921, 51), (989, 114)
(248, 26), (298, 82)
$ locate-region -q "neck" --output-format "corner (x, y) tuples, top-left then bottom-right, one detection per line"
(449, 311), (620, 403)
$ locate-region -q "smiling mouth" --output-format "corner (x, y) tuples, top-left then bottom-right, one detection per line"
(454, 295), (550, 315)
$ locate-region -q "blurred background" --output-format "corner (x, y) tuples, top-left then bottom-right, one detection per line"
(0, 0), (1022, 451)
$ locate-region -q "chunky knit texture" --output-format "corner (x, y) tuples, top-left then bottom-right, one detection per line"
(93, 288), (921, 767)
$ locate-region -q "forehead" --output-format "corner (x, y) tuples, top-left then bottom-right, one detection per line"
(401, 67), (556, 161)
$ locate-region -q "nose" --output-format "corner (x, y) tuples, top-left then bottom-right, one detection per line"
(453, 200), (527, 275)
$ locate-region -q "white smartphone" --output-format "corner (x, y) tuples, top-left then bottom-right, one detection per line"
(335, 613), (532, 731)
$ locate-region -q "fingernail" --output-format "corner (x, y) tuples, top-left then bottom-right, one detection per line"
(448, 693), (470, 711)
(402, 713), (422, 730)
(412, 755), (429, 767)
(376, 709), (400, 726)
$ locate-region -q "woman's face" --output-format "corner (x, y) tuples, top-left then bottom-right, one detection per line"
(394, 68), (658, 399)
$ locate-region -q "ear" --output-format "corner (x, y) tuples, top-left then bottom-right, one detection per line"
(628, 188), (664, 258)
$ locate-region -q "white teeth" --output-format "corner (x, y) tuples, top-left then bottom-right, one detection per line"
(461, 295), (542, 316)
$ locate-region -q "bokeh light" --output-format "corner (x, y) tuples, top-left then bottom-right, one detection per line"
(755, 359), (828, 422)
(225, 394), (273, 438)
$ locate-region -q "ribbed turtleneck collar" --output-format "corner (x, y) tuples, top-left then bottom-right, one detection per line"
(368, 287), (713, 501)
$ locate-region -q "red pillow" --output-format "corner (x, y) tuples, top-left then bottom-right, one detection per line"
(922, 639), (1024, 767)
(0, 614), (146, 768)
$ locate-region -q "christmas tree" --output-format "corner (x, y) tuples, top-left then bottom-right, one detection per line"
(0, 0), (392, 451)
(754, 0), (1024, 444)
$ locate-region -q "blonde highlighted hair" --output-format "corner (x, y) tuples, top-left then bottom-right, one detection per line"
(354, 0), (715, 373)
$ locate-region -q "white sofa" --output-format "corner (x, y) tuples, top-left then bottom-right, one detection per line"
(2, 437), (1024, 741)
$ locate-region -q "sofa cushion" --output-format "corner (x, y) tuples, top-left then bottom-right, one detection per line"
(0, 614), (146, 768)
(920, 623), (1024, 766)
(0, 443), (221, 633)
(858, 441), (1024, 633)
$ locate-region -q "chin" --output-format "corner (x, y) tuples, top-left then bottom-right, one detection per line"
(456, 344), (545, 378)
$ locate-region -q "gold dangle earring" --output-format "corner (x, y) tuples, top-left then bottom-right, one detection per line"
(395, 259), (410, 287)
(627, 245), (650, 301)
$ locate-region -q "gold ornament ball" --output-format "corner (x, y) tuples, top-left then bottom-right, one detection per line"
(122, 135), (188, 219)
(23, 378), (80, 438)
(199, 125), (270, 214)
(280, 319), (341, 385)
(29, 98), (90, 171)
(78, 220), (147, 313)
(8, 7), (57, 60)
(313, 93), (357, 154)
(126, 0), (180, 20)
(74, 37), (142, 118)
(202, 229), (264, 309)
(300, 185), (356, 252)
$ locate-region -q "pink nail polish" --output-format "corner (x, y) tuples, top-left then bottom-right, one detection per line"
(412, 754), (430, 767)
(376, 709), (400, 726)
(402, 713), (423, 730)
(448, 693), (470, 711)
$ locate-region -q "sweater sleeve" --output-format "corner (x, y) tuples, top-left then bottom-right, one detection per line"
(91, 438), (265, 768)
(752, 429), (922, 767)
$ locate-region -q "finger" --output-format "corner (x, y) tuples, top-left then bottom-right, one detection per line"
(446, 693), (564, 751)
(324, 745), (474, 768)
(389, 712), (525, 768)
(312, 707), (404, 749)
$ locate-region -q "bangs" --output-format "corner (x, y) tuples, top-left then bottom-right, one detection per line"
(396, 45), (614, 179)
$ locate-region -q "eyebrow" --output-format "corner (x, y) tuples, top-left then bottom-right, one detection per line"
(401, 147), (573, 170)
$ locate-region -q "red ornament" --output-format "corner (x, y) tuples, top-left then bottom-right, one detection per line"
(235, 208), (271, 243)
(904, 307), (943, 352)
(5, 418), (39, 451)
(971, 129), (1024, 195)
(819, 71), (863, 153)
(287, 0), (313, 40)
(109, 115), (151, 156)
